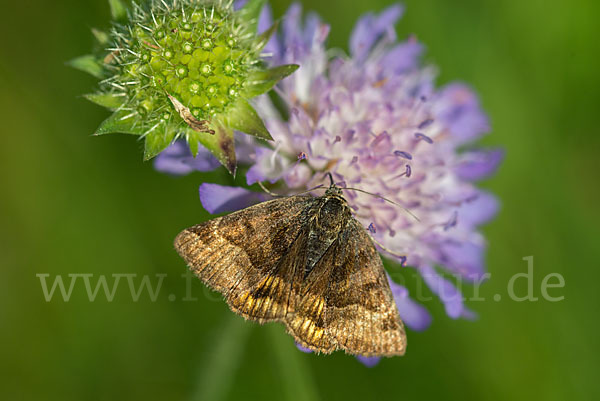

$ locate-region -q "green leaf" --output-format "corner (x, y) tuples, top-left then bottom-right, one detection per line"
(245, 64), (299, 97)
(95, 110), (145, 136)
(91, 28), (110, 45)
(67, 55), (104, 79)
(84, 93), (126, 110)
(253, 21), (279, 52)
(143, 125), (177, 160)
(237, 0), (266, 33)
(108, 0), (128, 22)
(225, 99), (272, 141)
(189, 122), (237, 175)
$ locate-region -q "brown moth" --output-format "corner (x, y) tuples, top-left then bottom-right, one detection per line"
(174, 182), (406, 357)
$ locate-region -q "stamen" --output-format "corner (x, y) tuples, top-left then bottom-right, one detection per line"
(415, 132), (434, 144)
(443, 211), (458, 231)
(371, 132), (388, 147)
(394, 150), (413, 160)
(418, 118), (434, 129)
(392, 164), (412, 180)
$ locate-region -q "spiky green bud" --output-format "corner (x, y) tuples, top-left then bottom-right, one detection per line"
(72, 0), (298, 175)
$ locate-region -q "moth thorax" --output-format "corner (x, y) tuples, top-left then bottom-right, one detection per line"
(317, 197), (349, 231)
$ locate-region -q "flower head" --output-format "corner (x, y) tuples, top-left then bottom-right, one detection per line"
(159, 3), (503, 362)
(71, 0), (298, 174)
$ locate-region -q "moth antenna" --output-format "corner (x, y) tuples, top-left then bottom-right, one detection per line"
(342, 187), (420, 222)
(256, 181), (325, 197)
(295, 184), (325, 196)
(368, 234), (408, 266)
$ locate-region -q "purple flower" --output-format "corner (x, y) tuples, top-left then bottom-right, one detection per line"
(166, 3), (502, 364)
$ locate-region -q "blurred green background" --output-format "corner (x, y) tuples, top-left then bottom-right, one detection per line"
(1, 0), (598, 400)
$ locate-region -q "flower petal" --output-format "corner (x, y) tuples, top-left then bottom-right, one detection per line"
(458, 191), (500, 229)
(461, 305), (478, 321)
(246, 146), (290, 185)
(455, 148), (504, 181)
(295, 343), (313, 353)
(381, 37), (423, 73)
(387, 275), (432, 331)
(282, 4), (304, 59)
(283, 163), (312, 188)
(154, 141), (220, 175)
(434, 83), (490, 143)
(350, 4), (404, 61)
(258, 1), (274, 33)
(420, 265), (464, 319)
(356, 355), (381, 367)
(199, 184), (266, 214)
(438, 241), (487, 280)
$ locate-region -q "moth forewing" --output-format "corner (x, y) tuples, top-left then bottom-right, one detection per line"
(174, 184), (407, 357)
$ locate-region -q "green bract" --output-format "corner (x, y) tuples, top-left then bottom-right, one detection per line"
(71, 0), (298, 174)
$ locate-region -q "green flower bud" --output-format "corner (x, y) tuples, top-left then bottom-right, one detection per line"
(71, 0), (299, 175)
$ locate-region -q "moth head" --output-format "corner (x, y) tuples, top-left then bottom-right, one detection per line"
(324, 185), (343, 197)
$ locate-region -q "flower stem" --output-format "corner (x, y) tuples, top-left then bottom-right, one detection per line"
(268, 324), (320, 401)
(190, 314), (253, 401)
